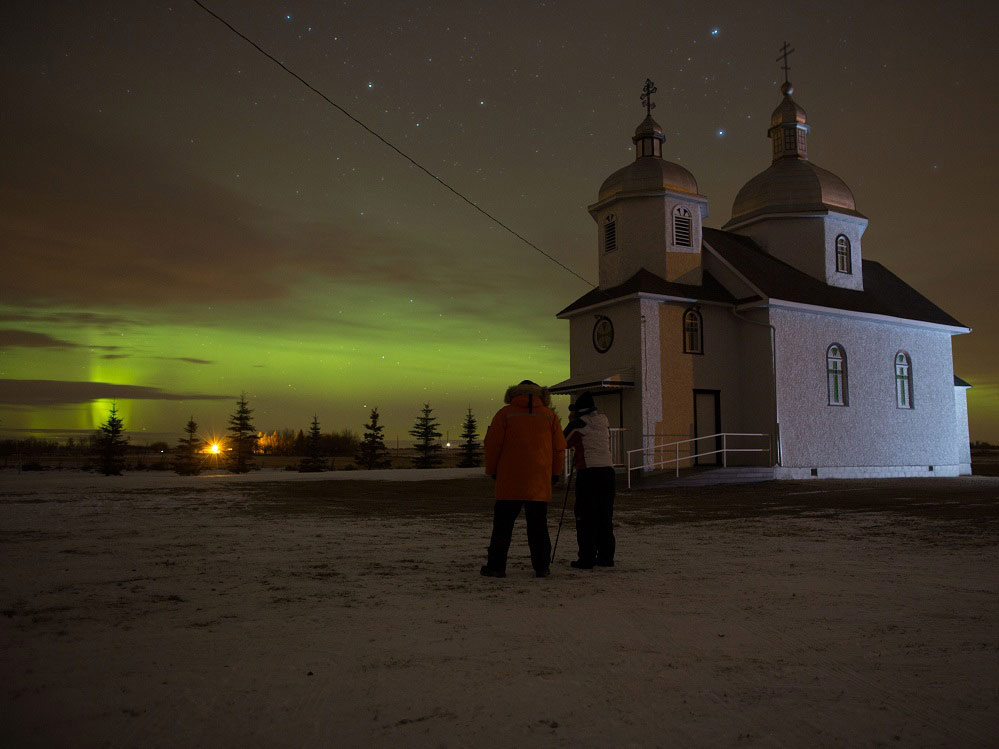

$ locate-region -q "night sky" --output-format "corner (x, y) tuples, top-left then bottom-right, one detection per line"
(2, 1), (997, 445)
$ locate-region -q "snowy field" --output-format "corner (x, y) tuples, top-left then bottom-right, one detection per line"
(2, 470), (998, 747)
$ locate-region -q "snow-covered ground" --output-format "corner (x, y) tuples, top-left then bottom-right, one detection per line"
(0, 465), (484, 492)
(2, 474), (998, 745)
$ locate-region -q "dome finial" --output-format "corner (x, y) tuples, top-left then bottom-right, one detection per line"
(641, 78), (657, 116)
(633, 78), (665, 160)
(777, 41), (795, 94)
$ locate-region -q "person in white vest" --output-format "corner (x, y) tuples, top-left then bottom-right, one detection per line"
(563, 392), (616, 569)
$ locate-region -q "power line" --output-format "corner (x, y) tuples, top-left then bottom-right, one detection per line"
(189, 0), (596, 288)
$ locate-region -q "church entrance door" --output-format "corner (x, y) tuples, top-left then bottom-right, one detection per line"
(693, 390), (721, 466)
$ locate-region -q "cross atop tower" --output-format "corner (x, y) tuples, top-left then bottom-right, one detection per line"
(776, 41), (795, 85)
(640, 78), (657, 116)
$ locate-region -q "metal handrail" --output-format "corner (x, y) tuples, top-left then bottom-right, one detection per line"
(626, 432), (771, 489)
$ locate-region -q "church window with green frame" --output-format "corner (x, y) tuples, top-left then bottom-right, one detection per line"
(827, 344), (848, 406)
(895, 351), (913, 409)
(835, 235), (852, 274)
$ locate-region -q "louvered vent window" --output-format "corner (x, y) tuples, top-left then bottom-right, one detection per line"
(604, 215), (617, 252)
(673, 206), (693, 247)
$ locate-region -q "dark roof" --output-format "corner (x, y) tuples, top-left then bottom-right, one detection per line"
(558, 267), (737, 317)
(702, 228), (967, 329)
(954, 375), (972, 388)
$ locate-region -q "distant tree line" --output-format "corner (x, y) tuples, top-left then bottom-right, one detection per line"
(257, 428), (359, 456)
(4, 394), (487, 475)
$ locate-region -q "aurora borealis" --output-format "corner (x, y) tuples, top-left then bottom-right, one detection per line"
(2, 1), (997, 443)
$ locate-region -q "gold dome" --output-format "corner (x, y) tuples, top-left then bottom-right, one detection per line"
(770, 82), (807, 128)
(598, 157), (699, 202)
(727, 158), (860, 224)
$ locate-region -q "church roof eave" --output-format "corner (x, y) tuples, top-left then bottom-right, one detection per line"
(588, 187), (709, 216)
(702, 227), (968, 330)
(556, 267), (737, 318)
(722, 204), (868, 230)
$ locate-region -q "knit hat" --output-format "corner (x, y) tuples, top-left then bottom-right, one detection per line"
(569, 391), (597, 414)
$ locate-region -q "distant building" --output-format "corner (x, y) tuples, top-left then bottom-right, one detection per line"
(552, 74), (972, 479)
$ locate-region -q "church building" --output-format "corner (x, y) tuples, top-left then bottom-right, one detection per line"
(551, 66), (972, 480)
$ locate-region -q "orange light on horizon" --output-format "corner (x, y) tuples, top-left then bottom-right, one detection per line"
(210, 443), (221, 454)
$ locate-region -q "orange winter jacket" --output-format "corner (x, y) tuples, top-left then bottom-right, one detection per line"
(484, 382), (566, 502)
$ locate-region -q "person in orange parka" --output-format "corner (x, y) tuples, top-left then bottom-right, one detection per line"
(480, 380), (567, 579)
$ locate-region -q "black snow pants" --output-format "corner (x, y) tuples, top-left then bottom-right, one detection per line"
(574, 466), (616, 564)
(486, 500), (551, 573)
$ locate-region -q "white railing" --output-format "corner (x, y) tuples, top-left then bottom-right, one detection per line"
(564, 428), (627, 476)
(626, 433), (771, 489)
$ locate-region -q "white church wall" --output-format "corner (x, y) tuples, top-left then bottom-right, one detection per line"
(954, 385), (971, 475)
(771, 306), (961, 474)
(639, 298), (663, 446)
(652, 302), (773, 467)
(566, 299), (647, 454)
(733, 307), (780, 460)
(597, 199), (667, 287)
(821, 213), (867, 291)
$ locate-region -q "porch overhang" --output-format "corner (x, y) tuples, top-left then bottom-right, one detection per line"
(549, 368), (635, 394)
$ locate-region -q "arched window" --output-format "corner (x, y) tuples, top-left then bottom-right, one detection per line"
(683, 308), (703, 354)
(603, 214), (617, 252)
(673, 205), (693, 248)
(827, 344), (848, 406)
(835, 235), (851, 274)
(895, 351), (914, 409)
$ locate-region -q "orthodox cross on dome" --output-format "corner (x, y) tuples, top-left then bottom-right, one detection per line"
(777, 41), (795, 86)
(640, 78), (657, 116)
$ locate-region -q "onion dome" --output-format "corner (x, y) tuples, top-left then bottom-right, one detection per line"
(633, 113), (665, 157)
(771, 81), (807, 129)
(595, 79), (702, 203)
(725, 79), (863, 225)
(729, 158), (857, 221)
(599, 156), (699, 202)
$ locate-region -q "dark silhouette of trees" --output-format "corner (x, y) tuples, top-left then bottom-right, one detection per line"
(409, 403), (443, 469)
(457, 407), (483, 468)
(226, 392), (258, 473)
(356, 407), (391, 469)
(96, 402), (128, 475)
(299, 415), (329, 472)
(324, 429), (359, 457)
(174, 416), (202, 475)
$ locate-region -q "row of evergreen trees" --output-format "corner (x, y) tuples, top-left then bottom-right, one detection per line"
(95, 395), (483, 476)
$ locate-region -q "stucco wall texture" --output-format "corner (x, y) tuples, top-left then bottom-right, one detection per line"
(770, 306), (961, 472)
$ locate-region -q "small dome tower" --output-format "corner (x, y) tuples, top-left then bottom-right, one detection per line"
(588, 79), (709, 288)
(723, 45), (868, 291)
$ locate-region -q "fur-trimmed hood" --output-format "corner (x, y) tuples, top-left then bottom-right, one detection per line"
(504, 381), (551, 407)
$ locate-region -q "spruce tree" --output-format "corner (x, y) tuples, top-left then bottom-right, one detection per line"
(174, 416), (202, 475)
(409, 402), (443, 468)
(299, 415), (328, 472)
(226, 392), (259, 473)
(457, 407), (483, 468)
(356, 407), (391, 470)
(96, 402), (128, 475)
